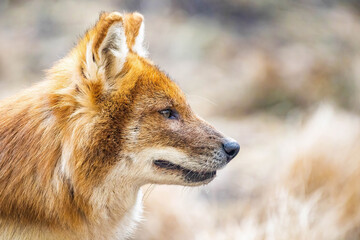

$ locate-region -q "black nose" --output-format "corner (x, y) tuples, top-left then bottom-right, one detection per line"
(222, 140), (240, 161)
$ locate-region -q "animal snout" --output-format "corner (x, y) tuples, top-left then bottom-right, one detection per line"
(222, 140), (240, 162)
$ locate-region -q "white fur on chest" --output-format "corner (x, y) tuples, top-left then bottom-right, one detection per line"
(114, 190), (143, 240)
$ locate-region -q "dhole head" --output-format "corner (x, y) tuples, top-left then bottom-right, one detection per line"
(53, 11), (239, 188)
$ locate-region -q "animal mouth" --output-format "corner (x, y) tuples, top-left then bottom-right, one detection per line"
(153, 160), (216, 182)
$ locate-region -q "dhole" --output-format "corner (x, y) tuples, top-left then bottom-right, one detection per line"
(0, 11), (239, 239)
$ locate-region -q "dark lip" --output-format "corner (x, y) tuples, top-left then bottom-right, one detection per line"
(153, 160), (216, 183)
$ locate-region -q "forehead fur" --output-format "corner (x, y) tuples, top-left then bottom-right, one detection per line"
(114, 53), (188, 107)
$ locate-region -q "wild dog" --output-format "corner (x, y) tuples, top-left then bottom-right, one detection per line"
(0, 11), (240, 239)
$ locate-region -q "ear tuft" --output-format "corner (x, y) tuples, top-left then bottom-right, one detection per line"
(124, 12), (148, 58)
(82, 11), (149, 82)
(85, 12), (129, 81)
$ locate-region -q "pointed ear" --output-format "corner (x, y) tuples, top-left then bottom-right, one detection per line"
(124, 12), (148, 58)
(84, 12), (128, 81)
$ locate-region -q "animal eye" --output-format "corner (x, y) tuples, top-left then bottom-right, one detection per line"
(159, 109), (178, 120)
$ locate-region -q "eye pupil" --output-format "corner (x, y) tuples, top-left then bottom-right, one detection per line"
(164, 110), (171, 118)
(159, 109), (177, 120)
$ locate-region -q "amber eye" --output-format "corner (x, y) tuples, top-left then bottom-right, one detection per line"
(159, 109), (178, 120)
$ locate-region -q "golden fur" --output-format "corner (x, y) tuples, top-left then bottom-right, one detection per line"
(0, 11), (238, 239)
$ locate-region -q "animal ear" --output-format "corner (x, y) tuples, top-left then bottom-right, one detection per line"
(84, 12), (128, 81)
(124, 12), (148, 58)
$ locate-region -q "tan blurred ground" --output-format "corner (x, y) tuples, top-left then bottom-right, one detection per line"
(1, 0), (360, 239)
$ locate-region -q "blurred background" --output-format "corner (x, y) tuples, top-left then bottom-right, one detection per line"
(1, 0), (360, 239)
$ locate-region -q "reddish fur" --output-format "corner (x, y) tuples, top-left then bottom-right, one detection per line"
(0, 11), (229, 239)
(124, 12), (144, 48)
